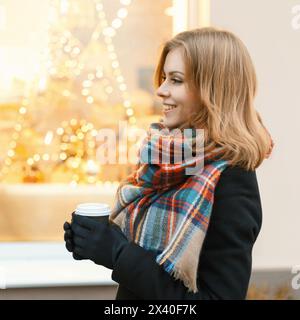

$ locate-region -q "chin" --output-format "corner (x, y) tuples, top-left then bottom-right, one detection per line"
(162, 120), (177, 130)
(162, 117), (181, 130)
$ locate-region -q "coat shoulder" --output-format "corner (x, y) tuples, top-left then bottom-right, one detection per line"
(217, 165), (260, 195)
(213, 164), (263, 237)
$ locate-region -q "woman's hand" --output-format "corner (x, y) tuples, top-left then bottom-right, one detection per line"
(63, 216), (84, 260)
(70, 214), (129, 270)
(63, 221), (74, 252)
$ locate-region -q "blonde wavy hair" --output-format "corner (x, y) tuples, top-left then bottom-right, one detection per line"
(154, 27), (274, 170)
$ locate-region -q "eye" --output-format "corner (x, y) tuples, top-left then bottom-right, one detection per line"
(161, 76), (182, 84)
(171, 78), (182, 84)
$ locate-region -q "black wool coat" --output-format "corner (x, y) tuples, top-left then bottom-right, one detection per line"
(111, 166), (263, 300)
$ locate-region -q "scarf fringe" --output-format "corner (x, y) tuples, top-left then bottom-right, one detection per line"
(168, 264), (198, 293)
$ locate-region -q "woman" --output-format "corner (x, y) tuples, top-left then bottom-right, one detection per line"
(63, 27), (274, 300)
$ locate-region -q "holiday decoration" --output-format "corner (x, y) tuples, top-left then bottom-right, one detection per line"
(0, 0), (161, 185)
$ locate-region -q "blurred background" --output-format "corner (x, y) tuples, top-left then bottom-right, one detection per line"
(0, 0), (299, 299)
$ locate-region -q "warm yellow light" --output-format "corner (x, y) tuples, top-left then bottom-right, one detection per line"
(81, 125), (88, 133)
(129, 117), (136, 124)
(126, 108), (134, 116)
(120, 84), (127, 91)
(98, 12), (105, 19)
(14, 124), (22, 132)
(44, 131), (53, 145)
(19, 107), (27, 114)
(33, 154), (41, 162)
(124, 100), (131, 107)
(38, 76), (47, 92)
(70, 180), (78, 188)
(86, 96), (94, 104)
(120, 0), (131, 5)
(113, 69), (121, 76)
(81, 88), (89, 96)
(12, 133), (19, 140)
(42, 154), (50, 161)
(7, 150), (15, 158)
(77, 132), (84, 140)
(69, 157), (80, 169)
(118, 8), (128, 19)
(60, 0), (69, 15)
(70, 119), (77, 126)
(88, 73), (95, 80)
(27, 158), (34, 166)
(107, 45), (114, 52)
(5, 158), (12, 166)
(88, 141), (95, 149)
(74, 69), (81, 76)
(87, 176), (96, 184)
(112, 18), (122, 29)
(22, 99), (29, 106)
(91, 129), (98, 137)
(64, 45), (71, 53)
(86, 123), (94, 130)
(83, 80), (92, 87)
(70, 135), (77, 143)
(61, 143), (68, 151)
(56, 127), (64, 135)
(103, 27), (116, 37)
(92, 31), (100, 41)
(112, 61), (119, 69)
(109, 53), (117, 60)
(96, 70), (103, 78)
(117, 76), (124, 83)
(86, 159), (99, 175)
(72, 47), (80, 55)
(96, 3), (103, 11)
(9, 141), (16, 149)
(60, 152), (67, 160)
(62, 90), (70, 97)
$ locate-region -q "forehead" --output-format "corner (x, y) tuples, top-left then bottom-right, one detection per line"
(163, 47), (185, 73)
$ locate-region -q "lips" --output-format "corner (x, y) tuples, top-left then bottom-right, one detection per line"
(163, 104), (178, 112)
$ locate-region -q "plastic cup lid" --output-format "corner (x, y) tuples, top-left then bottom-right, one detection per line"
(76, 202), (109, 208)
(75, 210), (110, 217)
(75, 202), (111, 216)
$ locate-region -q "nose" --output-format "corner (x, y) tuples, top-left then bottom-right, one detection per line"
(156, 82), (170, 98)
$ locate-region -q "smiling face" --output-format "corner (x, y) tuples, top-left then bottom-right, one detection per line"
(156, 47), (199, 130)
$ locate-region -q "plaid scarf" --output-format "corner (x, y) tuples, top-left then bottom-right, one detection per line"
(109, 123), (229, 293)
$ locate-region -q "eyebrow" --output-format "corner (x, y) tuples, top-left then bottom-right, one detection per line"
(162, 70), (184, 76)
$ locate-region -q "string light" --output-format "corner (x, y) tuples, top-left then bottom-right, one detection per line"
(0, 0), (137, 184)
(44, 131), (54, 145)
(85, 0), (136, 124)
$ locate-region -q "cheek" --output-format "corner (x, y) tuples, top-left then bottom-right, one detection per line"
(180, 100), (197, 116)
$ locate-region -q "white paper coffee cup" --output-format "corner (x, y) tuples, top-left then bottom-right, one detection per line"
(74, 202), (111, 223)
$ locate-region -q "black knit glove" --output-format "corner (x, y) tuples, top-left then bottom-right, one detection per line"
(63, 216), (83, 260)
(69, 213), (129, 270)
(63, 220), (73, 252)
